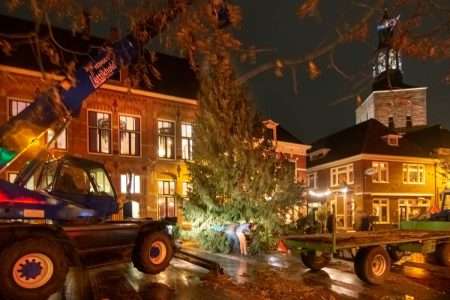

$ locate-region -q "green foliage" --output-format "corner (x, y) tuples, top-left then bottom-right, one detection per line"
(198, 230), (231, 253)
(184, 63), (303, 253)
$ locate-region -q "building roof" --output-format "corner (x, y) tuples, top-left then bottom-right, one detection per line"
(404, 125), (450, 152)
(277, 125), (304, 144)
(0, 15), (199, 99)
(308, 119), (430, 167)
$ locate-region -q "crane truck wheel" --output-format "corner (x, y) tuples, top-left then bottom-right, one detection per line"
(300, 250), (331, 271)
(435, 243), (450, 267)
(0, 238), (68, 300)
(354, 246), (391, 285)
(133, 231), (173, 274)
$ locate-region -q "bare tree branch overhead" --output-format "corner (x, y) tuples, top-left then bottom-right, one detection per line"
(0, 0), (448, 97)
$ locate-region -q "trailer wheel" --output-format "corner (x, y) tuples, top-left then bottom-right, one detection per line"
(134, 231), (173, 274)
(435, 243), (450, 267)
(0, 238), (68, 300)
(354, 246), (390, 285)
(300, 250), (331, 271)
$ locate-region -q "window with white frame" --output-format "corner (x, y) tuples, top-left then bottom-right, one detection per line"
(120, 173), (141, 194)
(307, 172), (317, 188)
(88, 111), (112, 154)
(399, 198), (430, 221)
(8, 97), (31, 118)
(158, 180), (176, 218)
(330, 164), (354, 187)
(373, 199), (389, 223)
(181, 123), (193, 160)
(158, 120), (175, 159)
(119, 115), (141, 156)
(47, 129), (68, 150)
(402, 164), (425, 184)
(372, 161), (389, 183)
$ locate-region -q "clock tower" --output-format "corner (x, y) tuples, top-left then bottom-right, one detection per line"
(356, 10), (428, 131)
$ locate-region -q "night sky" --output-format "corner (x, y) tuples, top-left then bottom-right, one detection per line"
(2, 1), (449, 144)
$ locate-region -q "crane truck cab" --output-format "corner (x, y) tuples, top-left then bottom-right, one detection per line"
(0, 155), (175, 300)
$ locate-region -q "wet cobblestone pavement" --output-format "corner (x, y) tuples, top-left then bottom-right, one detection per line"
(46, 249), (450, 300)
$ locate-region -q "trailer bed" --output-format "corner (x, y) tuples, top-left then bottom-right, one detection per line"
(283, 230), (450, 251)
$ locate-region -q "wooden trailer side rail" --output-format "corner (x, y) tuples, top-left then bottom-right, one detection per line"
(283, 230), (450, 253)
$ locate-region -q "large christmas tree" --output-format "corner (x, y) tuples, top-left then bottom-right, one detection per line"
(184, 61), (302, 253)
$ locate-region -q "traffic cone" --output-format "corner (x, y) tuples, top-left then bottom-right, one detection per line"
(430, 202), (440, 214)
(277, 239), (289, 253)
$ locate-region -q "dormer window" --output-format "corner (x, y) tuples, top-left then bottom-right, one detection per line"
(388, 136), (398, 146)
(382, 134), (400, 147)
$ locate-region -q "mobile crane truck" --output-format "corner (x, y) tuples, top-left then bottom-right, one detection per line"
(0, 1), (227, 299)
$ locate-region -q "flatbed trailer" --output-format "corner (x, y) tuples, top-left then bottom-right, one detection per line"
(282, 221), (450, 285)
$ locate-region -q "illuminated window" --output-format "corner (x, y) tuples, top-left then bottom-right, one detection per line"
(181, 123), (193, 160)
(47, 129), (67, 150)
(372, 162), (389, 183)
(376, 52), (386, 75)
(388, 49), (397, 70)
(399, 199), (430, 221)
(119, 115), (140, 156)
(8, 172), (35, 190)
(88, 111), (112, 154)
(90, 168), (113, 196)
(373, 199), (389, 223)
(330, 164), (354, 187)
(307, 172), (317, 188)
(158, 120), (175, 159)
(403, 164), (425, 184)
(182, 181), (192, 197)
(387, 136), (399, 146)
(158, 180), (176, 218)
(120, 173), (141, 194)
(8, 97), (31, 118)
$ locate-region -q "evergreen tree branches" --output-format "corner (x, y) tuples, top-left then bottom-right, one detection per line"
(184, 61), (303, 253)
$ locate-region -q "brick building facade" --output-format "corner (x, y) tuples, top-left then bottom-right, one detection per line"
(264, 119), (310, 185)
(306, 119), (439, 230)
(0, 65), (197, 221)
(0, 15), (309, 222)
(356, 87), (428, 130)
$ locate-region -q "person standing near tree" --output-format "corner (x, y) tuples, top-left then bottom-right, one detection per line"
(236, 223), (252, 256)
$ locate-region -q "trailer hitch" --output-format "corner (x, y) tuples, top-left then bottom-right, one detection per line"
(174, 248), (224, 275)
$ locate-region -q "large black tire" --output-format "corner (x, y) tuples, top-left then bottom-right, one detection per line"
(300, 250), (331, 271)
(354, 246), (391, 285)
(0, 238), (68, 300)
(133, 231), (173, 274)
(435, 243), (450, 267)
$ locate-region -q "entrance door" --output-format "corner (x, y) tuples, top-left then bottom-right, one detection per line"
(332, 194), (354, 229)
